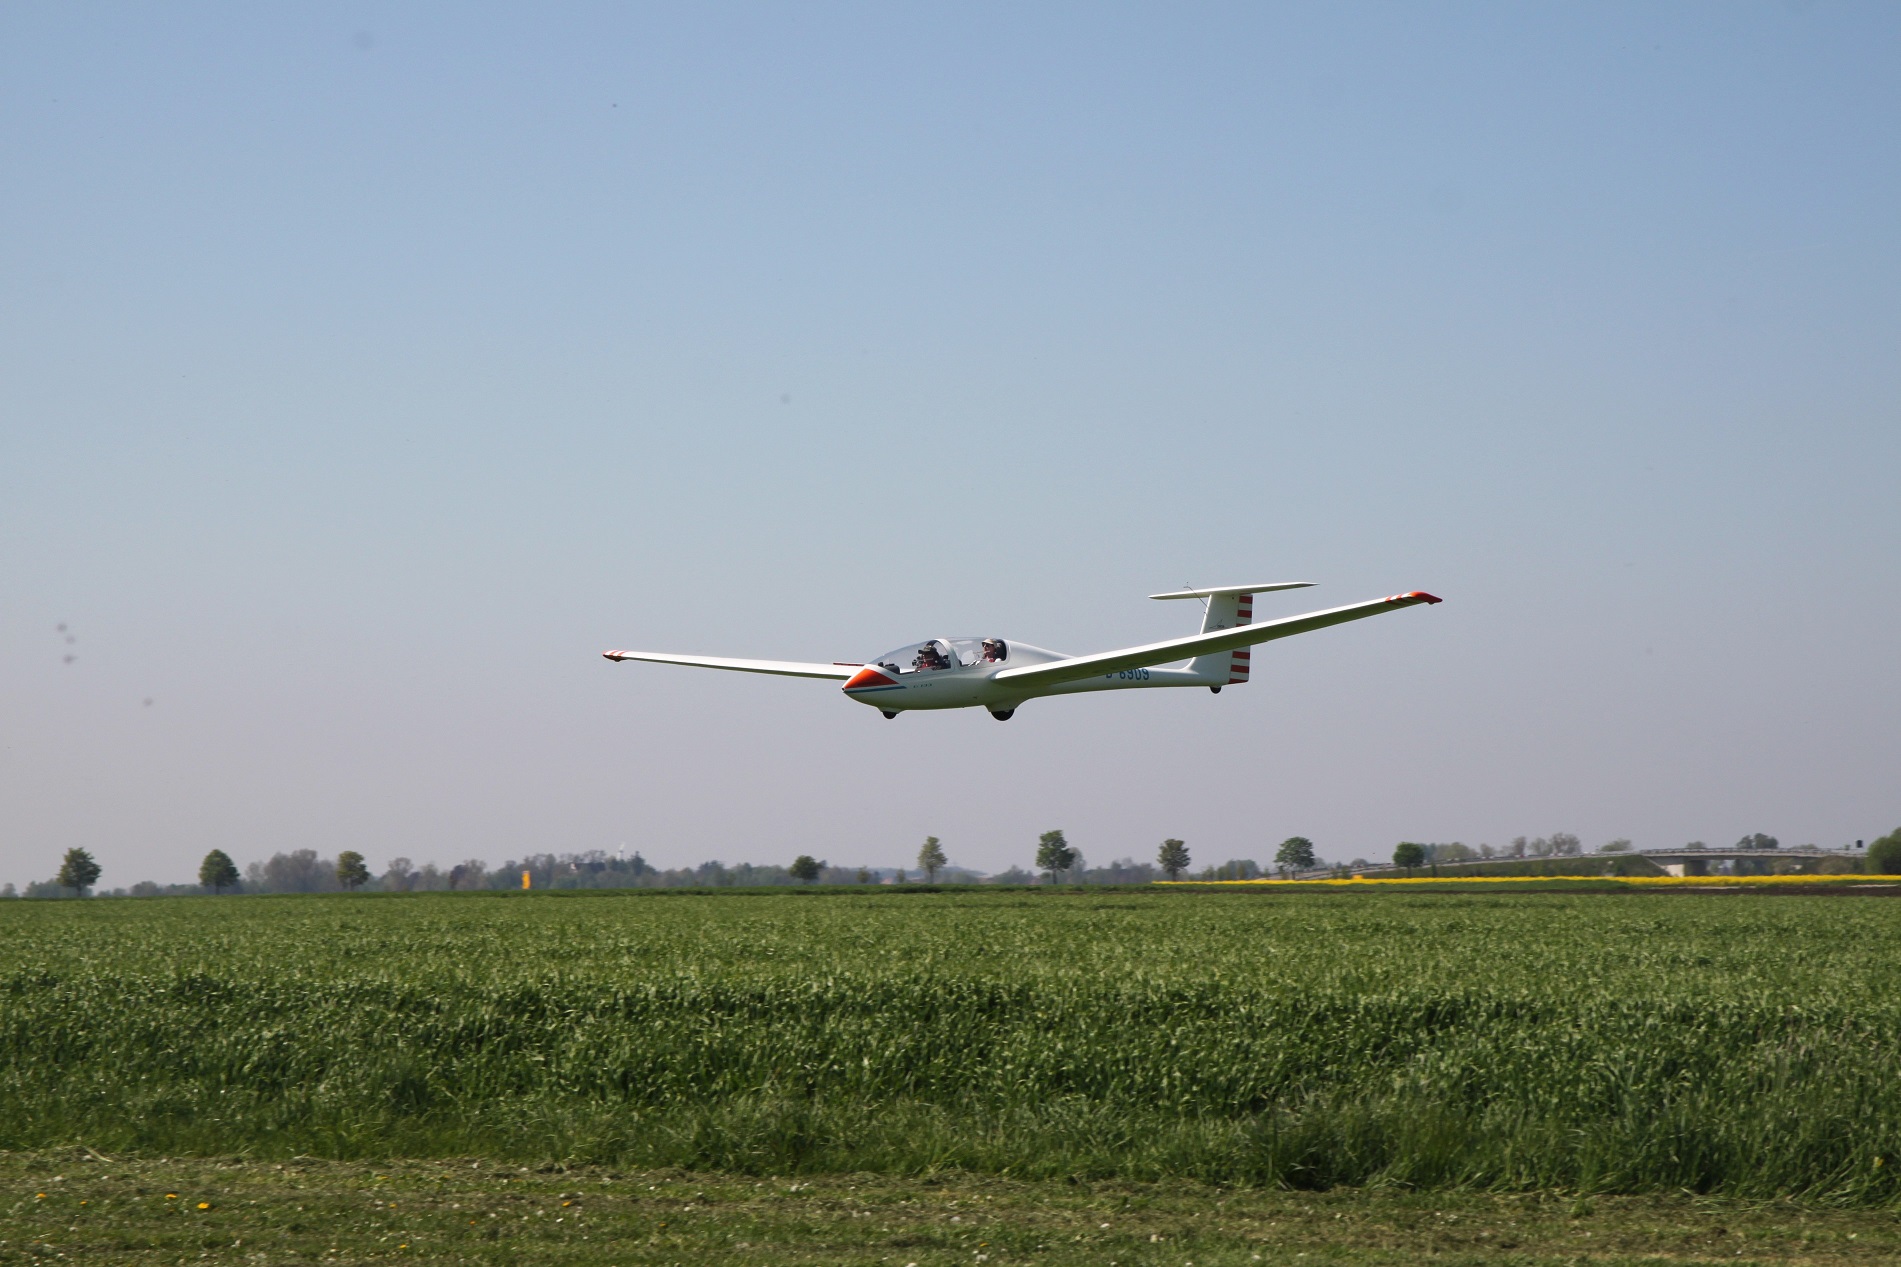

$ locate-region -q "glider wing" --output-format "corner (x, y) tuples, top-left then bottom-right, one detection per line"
(603, 650), (858, 680)
(992, 592), (1441, 690)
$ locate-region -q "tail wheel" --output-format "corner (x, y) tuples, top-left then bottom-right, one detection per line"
(882, 710), (899, 719)
(990, 709), (1014, 721)
(1209, 686), (1221, 694)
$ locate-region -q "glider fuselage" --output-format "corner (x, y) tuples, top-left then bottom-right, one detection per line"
(841, 639), (1211, 716)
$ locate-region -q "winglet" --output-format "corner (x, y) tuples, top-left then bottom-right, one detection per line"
(1385, 591), (1442, 604)
(604, 650), (631, 661)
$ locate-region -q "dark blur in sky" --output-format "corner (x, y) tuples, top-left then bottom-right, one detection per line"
(3, 3), (1898, 886)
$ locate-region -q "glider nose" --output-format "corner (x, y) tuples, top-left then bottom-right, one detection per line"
(843, 666), (899, 693)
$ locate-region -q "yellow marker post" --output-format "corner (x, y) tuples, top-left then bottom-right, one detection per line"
(522, 870), (531, 890)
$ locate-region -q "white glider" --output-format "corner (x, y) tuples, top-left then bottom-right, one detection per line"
(604, 582), (1440, 720)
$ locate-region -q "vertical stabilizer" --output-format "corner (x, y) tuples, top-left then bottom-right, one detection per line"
(1188, 592), (1252, 683)
(1148, 582), (1313, 685)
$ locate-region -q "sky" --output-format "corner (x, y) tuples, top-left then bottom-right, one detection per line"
(3, 2), (1898, 888)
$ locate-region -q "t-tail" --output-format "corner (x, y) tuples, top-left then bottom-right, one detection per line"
(1148, 582), (1316, 685)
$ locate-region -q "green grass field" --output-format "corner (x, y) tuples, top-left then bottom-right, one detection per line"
(3, 887), (1899, 1207)
(8, 1151), (1900, 1265)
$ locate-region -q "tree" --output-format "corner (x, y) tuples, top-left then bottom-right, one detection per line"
(336, 851), (370, 890)
(1035, 830), (1077, 884)
(1868, 829), (1901, 876)
(1392, 842), (1426, 874)
(1600, 839), (1632, 853)
(1737, 832), (1779, 851)
(57, 847), (101, 896)
(917, 836), (947, 884)
(1274, 836), (1316, 873)
(199, 849), (240, 894)
(248, 849), (332, 893)
(1157, 838), (1190, 881)
(855, 867), (873, 884)
(789, 855), (822, 884)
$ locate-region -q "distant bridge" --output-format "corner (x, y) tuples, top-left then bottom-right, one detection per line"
(1333, 844), (1869, 880)
(1625, 846), (1866, 876)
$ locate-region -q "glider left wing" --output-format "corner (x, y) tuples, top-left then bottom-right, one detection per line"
(992, 592), (1441, 690)
(602, 650), (858, 680)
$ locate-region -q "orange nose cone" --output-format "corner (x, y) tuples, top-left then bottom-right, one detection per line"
(844, 666), (899, 691)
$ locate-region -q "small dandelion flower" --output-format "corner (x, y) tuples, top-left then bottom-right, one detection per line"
(165, 1193), (178, 1200)
(197, 1202), (210, 1210)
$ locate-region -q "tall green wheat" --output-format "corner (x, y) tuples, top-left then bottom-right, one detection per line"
(1, 890), (1896, 1199)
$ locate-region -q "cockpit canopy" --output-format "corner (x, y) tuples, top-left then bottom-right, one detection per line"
(871, 637), (1008, 675)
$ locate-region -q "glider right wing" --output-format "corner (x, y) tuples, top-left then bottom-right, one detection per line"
(991, 592), (1441, 691)
(602, 650), (858, 680)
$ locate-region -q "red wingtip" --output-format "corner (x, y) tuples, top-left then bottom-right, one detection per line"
(603, 650), (628, 660)
(1385, 591), (1443, 605)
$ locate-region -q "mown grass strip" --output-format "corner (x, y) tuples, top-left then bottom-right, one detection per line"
(5, 1150), (1898, 1265)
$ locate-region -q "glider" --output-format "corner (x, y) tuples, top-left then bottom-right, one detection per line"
(604, 583), (1440, 720)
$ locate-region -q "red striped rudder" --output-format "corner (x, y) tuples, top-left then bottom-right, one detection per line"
(1228, 595), (1252, 682)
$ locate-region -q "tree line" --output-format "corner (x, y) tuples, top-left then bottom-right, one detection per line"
(11, 828), (1901, 898)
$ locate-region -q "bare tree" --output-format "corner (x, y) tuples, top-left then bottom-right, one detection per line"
(248, 850), (334, 893)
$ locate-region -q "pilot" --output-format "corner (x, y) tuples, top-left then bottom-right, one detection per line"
(981, 638), (1006, 663)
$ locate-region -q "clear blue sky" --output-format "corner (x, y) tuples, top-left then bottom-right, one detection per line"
(4, 2), (1897, 887)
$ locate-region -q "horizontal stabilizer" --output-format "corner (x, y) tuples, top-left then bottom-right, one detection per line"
(1149, 582), (1314, 600)
(603, 650), (856, 680)
(994, 591), (1441, 690)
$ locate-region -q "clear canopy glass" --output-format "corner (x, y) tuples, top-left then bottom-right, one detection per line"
(869, 637), (1008, 674)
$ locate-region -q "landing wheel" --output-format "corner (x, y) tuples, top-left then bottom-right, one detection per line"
(1209, 686), (1222, 694)
(882, 710), (899, 719)
(990, 709), (1014, 721)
